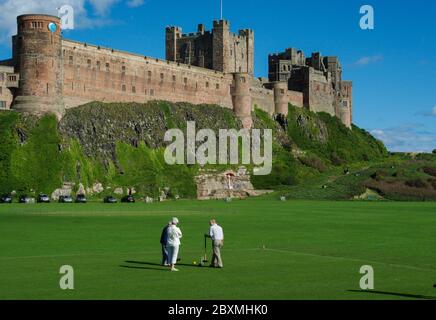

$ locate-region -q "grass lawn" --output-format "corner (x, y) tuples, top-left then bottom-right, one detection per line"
(1, 199), (436, 300)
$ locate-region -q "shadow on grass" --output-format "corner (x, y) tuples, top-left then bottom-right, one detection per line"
(119, 264), (168, 272)
(347, 290), (436, 300)
(125, 260), (203, 268)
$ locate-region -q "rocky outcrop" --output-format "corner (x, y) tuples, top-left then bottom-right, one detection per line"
(195, 167), (272, 200)
(51, 182), (75, 200)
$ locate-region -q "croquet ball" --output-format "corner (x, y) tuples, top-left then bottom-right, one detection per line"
(193, 261), (197, 265)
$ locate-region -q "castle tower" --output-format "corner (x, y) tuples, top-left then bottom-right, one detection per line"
(232, 73), (252, 128)
(12, 14), (64, 116)
(212, 20), (231, 73)
(244, 29), (254, 75)
(165, 26), (182, 62)
(340, 104), (352, 129)
(273, 81), (288, 115)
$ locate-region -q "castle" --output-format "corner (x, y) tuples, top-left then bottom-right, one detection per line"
(0, 14), (352, 128)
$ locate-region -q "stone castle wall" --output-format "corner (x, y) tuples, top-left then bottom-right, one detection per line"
(0, 66), (16, 110)
(62, 40), (234, 110)
(4, 14), (347, 128)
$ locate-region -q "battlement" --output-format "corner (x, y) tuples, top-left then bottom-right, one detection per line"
(213, 19), (230, 28)
(166, 26), (182, 33)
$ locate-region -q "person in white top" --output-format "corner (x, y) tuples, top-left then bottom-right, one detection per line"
(206, 219), (224, 268)
(167, 217), (183, 272)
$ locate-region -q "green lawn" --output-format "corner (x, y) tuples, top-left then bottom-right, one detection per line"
(1, 199), (436, 300)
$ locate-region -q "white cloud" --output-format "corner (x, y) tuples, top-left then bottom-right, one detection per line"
(0, 0), (80, 41)
(126, 0), (145, 8)
(371, 124), (436, 153)
(0, 0), (142, 42)
(89, 0), (119, 16)
(355, 54), (383, 66)
(416, 106), (436, 117)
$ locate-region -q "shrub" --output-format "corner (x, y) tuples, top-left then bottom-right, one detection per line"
(433, 149), (436, 154)
(298, 156), (327, 173)
(371, 170), (387, 181)
(405, 179), (428, 189)
(365, 179), (436, 201)
(428, 179), (436, 190)
(423, 166), (436, 177)
(330, 152), (344, 166)
(392, 169), (405, 178)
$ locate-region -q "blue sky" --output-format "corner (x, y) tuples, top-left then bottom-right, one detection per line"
(0, 0), (435, 152)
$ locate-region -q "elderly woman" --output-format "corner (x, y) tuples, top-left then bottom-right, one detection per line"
(167, 217), (183, 272)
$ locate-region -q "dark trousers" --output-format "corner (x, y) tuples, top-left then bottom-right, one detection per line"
(161, 244), (168, 265)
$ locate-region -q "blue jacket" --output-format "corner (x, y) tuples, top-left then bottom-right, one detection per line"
(160, 225), (169, 245)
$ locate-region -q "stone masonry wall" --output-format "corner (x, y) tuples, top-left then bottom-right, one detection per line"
(62, 40), (234, 110)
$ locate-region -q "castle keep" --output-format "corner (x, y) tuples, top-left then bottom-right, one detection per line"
(0, 14), (353, 128)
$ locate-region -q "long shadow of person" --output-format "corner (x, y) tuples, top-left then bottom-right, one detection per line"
(119, 265), (168, 272)
(125, 260), (201, 268)
(347, 289), (436, 300)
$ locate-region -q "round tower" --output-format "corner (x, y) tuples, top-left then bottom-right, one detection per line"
(340, 103), (352, 129)
(232, 73), (252, 129)
(273, 81), (288, 116)
(13, 14), (64, 116)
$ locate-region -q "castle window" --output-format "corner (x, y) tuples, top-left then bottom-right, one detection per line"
(87, 59), (92, 69)
(160, 73), (164, 80)
(144, 89), (148, 95)
(46, 83), (49, 94)
(184, 78), (188, 85)
(343, 101), (348, 107)
(96, 61), (101, 71)
(240, 77), (246, 83)
(132, 86), (136, 93)
(216, 83), (220, 90)
(31, 22), (37, 29)
(122, 84), (126, 92)
(206, 81), (209, 88)
(106, 63), (110, 72)
(172, 75), (176, 82)
(121, 65), (126, 76)
(0, 101), (5, 109)
(281, 89), (285, 94)
(69, 56), (73, 65)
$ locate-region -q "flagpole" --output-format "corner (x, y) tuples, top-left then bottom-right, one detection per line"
(220, 0), (223, 20)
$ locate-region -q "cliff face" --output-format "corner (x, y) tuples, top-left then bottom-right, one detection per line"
(0, 101), (387, 199)
(59, 101), (242, 162)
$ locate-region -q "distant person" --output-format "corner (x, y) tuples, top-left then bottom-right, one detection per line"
(206, 219), (224, 268)
(160, 221), (171, 266)
(167, 217), (183, 272)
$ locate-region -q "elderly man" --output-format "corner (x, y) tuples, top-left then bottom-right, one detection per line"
(167, 217), (183, 272)
(206, 219), (224, 268)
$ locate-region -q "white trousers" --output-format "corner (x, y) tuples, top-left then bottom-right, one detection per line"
(167, 245), (180, 265)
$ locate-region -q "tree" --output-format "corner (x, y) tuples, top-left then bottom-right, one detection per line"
(433, 149), (436, 154)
